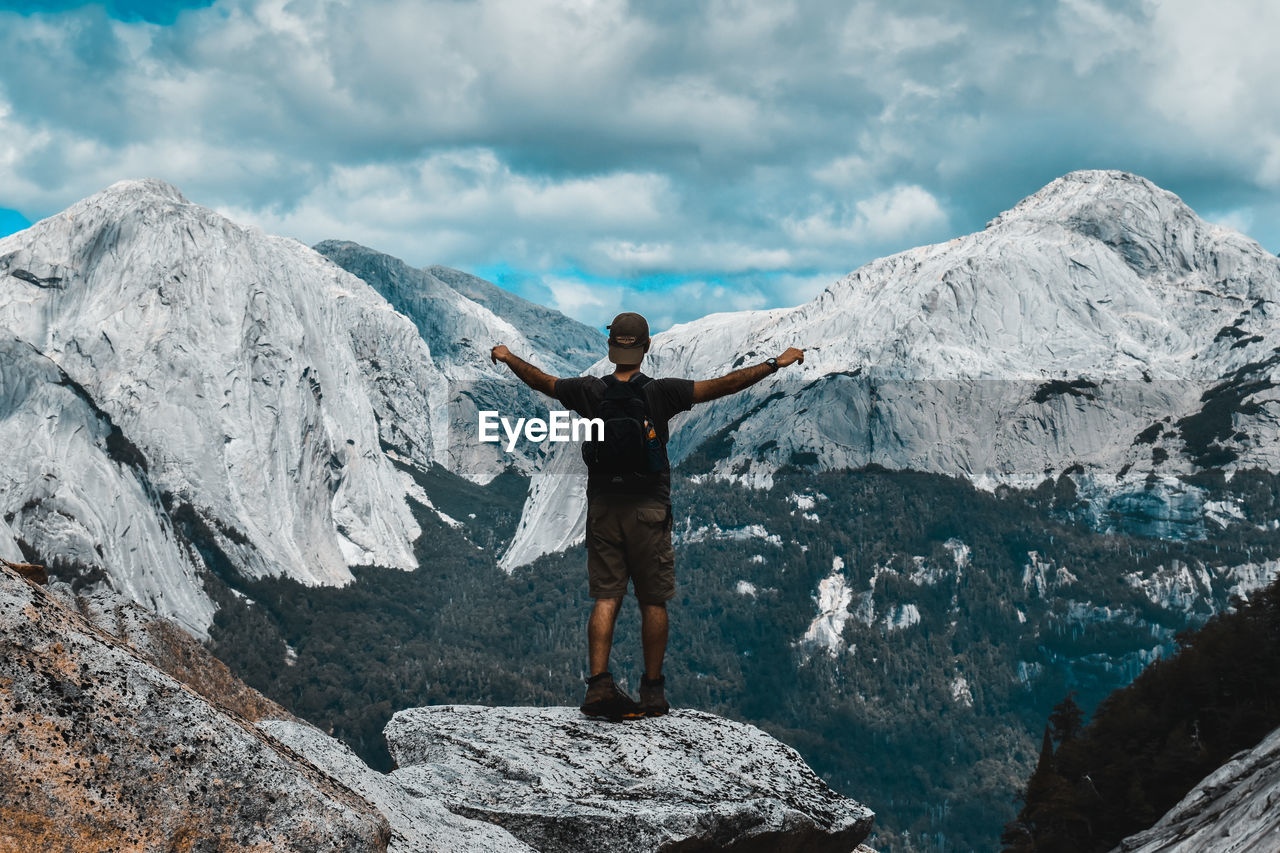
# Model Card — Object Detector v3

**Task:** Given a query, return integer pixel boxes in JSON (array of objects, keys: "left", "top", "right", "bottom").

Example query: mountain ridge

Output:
[
  {"left": 0, "top": 178, "right": 592, "bottom": 633},
  {"left": 503, "top": 169, "right": 1280, "bottom": 569}
]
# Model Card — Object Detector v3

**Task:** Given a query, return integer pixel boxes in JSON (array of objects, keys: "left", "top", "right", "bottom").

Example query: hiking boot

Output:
[
  {"left": 580, "top": 672, "right": 642, "bottom": 721},
  {"left": 639, "top": 674, "right": 670, "bottom": 717}
]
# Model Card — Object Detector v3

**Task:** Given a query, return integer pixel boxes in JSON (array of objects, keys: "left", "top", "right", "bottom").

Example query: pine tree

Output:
[{"left": 1049, "top": 692, "right": 1084, "bottom": 746}]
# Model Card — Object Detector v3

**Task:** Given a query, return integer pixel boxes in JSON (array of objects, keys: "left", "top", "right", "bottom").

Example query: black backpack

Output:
[{"left": 581, "top": 375, "right": 669, "bottom": 488}]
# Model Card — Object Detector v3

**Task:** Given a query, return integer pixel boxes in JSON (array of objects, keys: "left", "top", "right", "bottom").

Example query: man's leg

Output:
[
  {"left": 581, "top": 500, "right": 641, "bottom": 719},
  {"left": 582, "top": 595, "right": 641, "bottom": 720},
  {"left": 588, "top": 596, "right": 624, "bottom": 677},
  {"left": 640, "top": 602, "right": 668, "bottom": 681},
  {"left": 627, "top": 501, "right": 675, "bottom": 716}
]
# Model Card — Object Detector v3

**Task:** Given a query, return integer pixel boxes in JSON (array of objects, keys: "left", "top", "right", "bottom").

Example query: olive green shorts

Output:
[{"left": 585, "top": 496, "right": 675, "bottom": 604}]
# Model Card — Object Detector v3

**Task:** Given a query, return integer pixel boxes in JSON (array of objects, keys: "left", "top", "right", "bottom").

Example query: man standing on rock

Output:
[{"left": 492, "top": 312, "right": 804, "bottom": 720}]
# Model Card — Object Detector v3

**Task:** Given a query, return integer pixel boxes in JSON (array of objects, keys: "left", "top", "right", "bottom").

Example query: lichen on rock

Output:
[{"left": 0, "top": 564, "right": 390, "bottom": 853}]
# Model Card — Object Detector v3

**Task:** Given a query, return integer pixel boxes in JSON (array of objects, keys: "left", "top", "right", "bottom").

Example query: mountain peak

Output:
[
  {"left": 94, "top": 177, "right": 190, "bottom": 206},
  {"left": 988, "top": 169, "right": 1189, "bottom": 231}
]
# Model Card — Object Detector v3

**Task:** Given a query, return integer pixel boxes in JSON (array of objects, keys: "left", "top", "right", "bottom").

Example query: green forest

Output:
[{"left": 1001, "top": 574, "right": 1280, "bottom": 852}]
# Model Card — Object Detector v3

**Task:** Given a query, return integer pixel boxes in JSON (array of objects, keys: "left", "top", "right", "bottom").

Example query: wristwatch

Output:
[{"left": 765, "top": 357, "right": 780, "bottom": 373}]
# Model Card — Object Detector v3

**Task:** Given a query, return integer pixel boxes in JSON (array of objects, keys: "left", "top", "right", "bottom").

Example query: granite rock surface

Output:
[
  {"left": 385, "top": 704, "right": 875, "bottom": 853},
  {"left": 0, "top": 564, "right": 390, "bottom": 853}
]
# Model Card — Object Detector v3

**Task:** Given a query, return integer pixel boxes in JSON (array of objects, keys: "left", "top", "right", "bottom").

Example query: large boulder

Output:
[
  {"left": 261, "top": 719, "right": 536, "bottom": 853},
  {"left": 385, "top": 705, "right": 875, "bottom": 853},
  {"left": 0, "top": 564, "right": 390, "bottom": 853}
]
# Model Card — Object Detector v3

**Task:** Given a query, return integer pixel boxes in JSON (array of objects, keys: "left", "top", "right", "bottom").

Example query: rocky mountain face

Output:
[
  {"left": 315, "top": 240, "right": 602, "bottom": 482},
  {"left": 424, "top": 264, "right": 603, "bottom": 370},
  {"left": 504, "top": 170, "right": 1280, "bottom": 569},
  {"left": 312, "top": 244, "right": 601, "bottom": 380},
  {"left": 0, "top": 336, "right": 215, "bottom": 636},
  {"left": 0, "top": 181, "right": 593, "bottom": 635},
  {"left": 1114, "top": 724, "right": 1280, "bottom": 853},
  {"left": 0, "top": 560, "right": 872, "bottom": 853}
]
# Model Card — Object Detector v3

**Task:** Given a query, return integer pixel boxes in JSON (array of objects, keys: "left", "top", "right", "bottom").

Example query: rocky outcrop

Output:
[
  {"left": 3, "top": 559, "right": 870, "bottom": 852},
  {"left": 384, "top": 705, "right": 875, "bottom": 853},
  {"left": 54, "top": 585, "right": 293, "bottom": 723},
  {"left": 260, "top": 719, "right": 536, "bottom": 853},
  {"left": 1115, "top": 724, "right": 1280, "bottom": 853},
  {"left": 0, "top": 564, "right": 390, "bottom": 852}
]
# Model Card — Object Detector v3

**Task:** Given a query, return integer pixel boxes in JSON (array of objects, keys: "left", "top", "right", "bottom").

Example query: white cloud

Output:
[
  {"left": 813, "top": 154, "right": 872, "bottom": 189},
  {"left": 544, "top": 276, "right": 615, "bottom": 319},
  {"left": 855, "top": 185, "right": 948, "bottom": 243},
  {"left": 588, "top": 239, "right": 793, "bottom": 276},
  {"left": 525, "top": 267, "right": 820, "bottom": 333},
  {"left": 1052, "top": 0, "right": 1143, "bottom": 74},
  {"left": 3, "top": 0, "right": 1280, "bottom": 324},
  {"left": 214, "top": 150, "right": 674, "bottom": 268},
  {"left": 784, "top": 185, "right": 948, "bottom": 248},
  {"left": 1204, "top": 207, "right": 1255, "bottom": 235},
  {"left": 1129, "top": 0, "right": 1280, "bottom": 187}
]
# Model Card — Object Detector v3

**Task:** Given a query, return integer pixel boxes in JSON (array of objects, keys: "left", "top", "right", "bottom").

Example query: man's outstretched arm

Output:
[
  {"left": 491, "top": 345, "right": 558, "bottom": 398},
  {"left": 692, "top": 346, "right": 805, "bottom": 404}
]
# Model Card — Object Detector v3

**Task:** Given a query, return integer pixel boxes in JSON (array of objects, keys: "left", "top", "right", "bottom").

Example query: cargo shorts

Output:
[{"left": 585, "top": 496, "right": 676, "bottom": 604}]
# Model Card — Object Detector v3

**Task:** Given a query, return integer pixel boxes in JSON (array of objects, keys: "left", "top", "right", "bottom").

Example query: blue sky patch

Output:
[
  {"left": 0, "top": 209, "right": 32, "bottom": 239},
  {"left": 0, "top": 0, "right": 213, "bottom": 23}
]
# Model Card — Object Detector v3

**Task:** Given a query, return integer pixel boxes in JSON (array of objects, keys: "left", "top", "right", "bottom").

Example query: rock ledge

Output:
[{"left": 386, "top": 704, "right": 874, "bottom": 853}]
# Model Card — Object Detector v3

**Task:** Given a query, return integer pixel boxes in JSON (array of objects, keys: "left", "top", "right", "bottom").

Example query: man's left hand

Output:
[{"left": 776, "top": 347, "right": 805, "bottom": 367}]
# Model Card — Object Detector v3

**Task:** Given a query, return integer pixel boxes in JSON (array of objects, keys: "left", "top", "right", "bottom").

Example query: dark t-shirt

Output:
[{"left": 554, "top": 373, "right": 695, "bottom": 504}]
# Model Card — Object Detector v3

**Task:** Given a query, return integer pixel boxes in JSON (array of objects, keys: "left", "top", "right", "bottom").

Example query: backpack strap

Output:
[{"left": 600, "top": 373, "right": 651, "bottom": 389}]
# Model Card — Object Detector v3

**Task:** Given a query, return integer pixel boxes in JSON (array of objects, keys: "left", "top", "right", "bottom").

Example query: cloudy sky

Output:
[{"left": 2, "top": 0, "right": 1279, "bottom": 330}]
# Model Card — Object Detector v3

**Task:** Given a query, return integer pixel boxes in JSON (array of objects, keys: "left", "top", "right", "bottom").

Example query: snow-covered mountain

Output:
[
  {"left": 504, "top": 171, "right": 1280, "bottom": 569},
  {"left": 423, "top": 263, "right": 603, "bottom": 373},
  {"left": 0, "top": 180, "right": 585, "bottom": 634},
  {"left": 5, "top": 170, "right": 1278, "bottom": 636},
  {"left": 0, "top": 338, "right": 215, "bottom": 634},
  {"left": 315, "top": 240, "right": 602, "bottom": 481}
]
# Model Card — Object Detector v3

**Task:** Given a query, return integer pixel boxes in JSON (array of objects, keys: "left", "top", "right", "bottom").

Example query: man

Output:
[{"left": 491, "top": 312, "right": 804, "bottom": 720}]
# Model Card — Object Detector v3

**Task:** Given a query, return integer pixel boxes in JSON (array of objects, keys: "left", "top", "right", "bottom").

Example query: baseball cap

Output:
[{"left": 607, "top": 312, "right": 650, "bottom": 365}]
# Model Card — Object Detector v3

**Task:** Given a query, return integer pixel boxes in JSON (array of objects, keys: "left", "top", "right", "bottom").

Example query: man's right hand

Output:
[
  {"left": 776, "top": 347, "right": 805, "bottom": 367},
  {"left": 491, "top": 344, "right": 512, "bottom": 365}
]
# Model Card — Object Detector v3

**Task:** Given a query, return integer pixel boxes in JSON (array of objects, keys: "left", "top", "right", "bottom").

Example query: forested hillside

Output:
[{"left": 1001, "top": 573, "right": 1280, "bottom": 852}]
